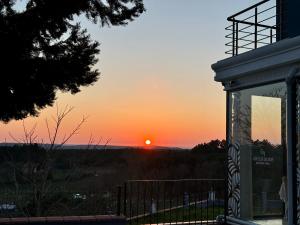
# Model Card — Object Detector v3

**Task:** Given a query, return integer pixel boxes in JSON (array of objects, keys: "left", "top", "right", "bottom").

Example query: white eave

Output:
[{"left": 211, "top": 35, "right": 300, "bottom": 89}]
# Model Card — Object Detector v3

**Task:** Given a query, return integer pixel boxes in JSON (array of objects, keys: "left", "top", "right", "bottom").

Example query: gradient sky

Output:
[{"left": 0, "top": 0, "right": 260, "bottom": 148}]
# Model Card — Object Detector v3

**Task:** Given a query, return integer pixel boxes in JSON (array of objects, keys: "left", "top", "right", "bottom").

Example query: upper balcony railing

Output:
[{"left": 226, "top": 0, "right": 278, "bottom": 56}]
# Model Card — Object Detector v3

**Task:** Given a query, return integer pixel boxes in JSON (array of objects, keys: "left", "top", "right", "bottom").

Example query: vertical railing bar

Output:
[
  {"left": 255, "top": 7, "right": 258, "bottom": 49},
  {"left": 124, "top": 182, "right": 127, "bottom": 217},
  {"left": 194, "top": 180, "right": 197, "bottom": 225},
  {"left": 216, "top": 183, "right": 219, "bottom": 223},
  {"left": 223, "top": 180, "right": 225, "bottom": 222},
  {"left": 235, "top": 22, "right": 239, "bottom": 55},
  {"left": 129, "top": 183, "right": 132, "bottom": 225},
  {"left": 270, "top": 28, "right": 273, "bottom": 43},
  {"left": 136, "top": 183, "right": 140, "bottom": 225},
  {"left": 222, "top": 180, "right": 224, "bottom": 220},
  {"left": 200, "top": 180, "right": 203, "bottom": 225},
  {"left": 188, "top": 183, "right": 191, "bottom": 225},
  {"left": 218, "top": 182, "right": 221, "bottom": 219},
  {"left": 117, "top": 186, "right": 121, "bottom": 216},
  {"left": 232, "top": 20, "right": 235, "bottom": 56},
  {"left": 206, "top": 182, "right": 209, "bottom": 225},
  {"left": 212, "top": 181, "right": 215, "bottom": 224},
  {"left": 144, "top": 182, "right": 147, "bottom": 225},
  {"left": 175, "top": 182, "right": 179, "bottom": 225},
  {"left": 163, "top": 182, "right": 166, "bottom": 224},
  {"left": 170, "top": 184, "right": 172, "bottom": 225},
  {"left": 182, "top": 181, "right": 185, "bottom": 224},
  {"left": 150, "top": 181, "right": 153, "bottom": 225},
  {"left": 157, "top": 181, "right": 159, "bottom": 225},
  {"left": 223, "top": 180, "right": 225, "bottom": 218}
]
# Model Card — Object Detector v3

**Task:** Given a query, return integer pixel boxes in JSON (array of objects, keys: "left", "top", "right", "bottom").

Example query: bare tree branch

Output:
[{"left": 55, "top": 115, "right": 88, "bottom": 149}]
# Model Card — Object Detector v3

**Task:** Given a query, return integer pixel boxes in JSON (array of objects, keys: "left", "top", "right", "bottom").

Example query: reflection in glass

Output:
[
  {"left": 230, "top": 82, "right": 287, "bottom": 225},
  {"left": 252, "top": 96, "right": 281, "bottom": 145}
]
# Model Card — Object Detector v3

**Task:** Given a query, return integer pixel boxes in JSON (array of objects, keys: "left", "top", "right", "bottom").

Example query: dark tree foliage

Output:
[
  {"left": 0, "top": 0, "right": 145, "bottom": 122},
  {"left": 192, "top": 139, "right": 226, "bottom": 152}
]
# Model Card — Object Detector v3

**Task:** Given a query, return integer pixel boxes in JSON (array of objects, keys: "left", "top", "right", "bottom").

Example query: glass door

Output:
[{"left": 230, "top": 82, "right": 287, "bottom": 224}]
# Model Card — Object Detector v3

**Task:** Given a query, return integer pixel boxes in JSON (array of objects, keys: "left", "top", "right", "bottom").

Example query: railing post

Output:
[
  {"left": 232, "top": 21, "right": 235, "bottom": 56},
  {"left": 270, "top": 29, "right": 273, "bottom": 44},
  {"left": 255, "top": 7, "right": 258, "bottom": 49},
  {"left": 136, "top": 182, "right": 140, "bottom": 224},
  {"left": 235, "top": 22, "right": 239, "bottom": 55},
  {"left": 117, "top": 186, "right": 121, "bottom": 216},
  {"left": 123, "top": 182, "right": 127, "bottom": 217}
]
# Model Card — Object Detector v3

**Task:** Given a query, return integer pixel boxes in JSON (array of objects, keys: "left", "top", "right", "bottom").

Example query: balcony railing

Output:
[
  {"left": 225, "top": 0, "right": 278, "bottom": 56},
  {"left": 118, "top": 179, "right": 225, "bottom": 225}
]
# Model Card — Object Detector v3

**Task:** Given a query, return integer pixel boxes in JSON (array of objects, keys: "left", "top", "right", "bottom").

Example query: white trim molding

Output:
[{"left": 212, "top": 36, "right": 300, "bottom": 90}]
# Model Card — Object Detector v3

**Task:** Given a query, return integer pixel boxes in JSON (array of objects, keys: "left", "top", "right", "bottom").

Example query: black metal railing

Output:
[
  {"left": 118, "top": 179, "right": 225, "bottom": 225},
  {"left": 226, "top": 0, "right": 277, "bottom": 56}
]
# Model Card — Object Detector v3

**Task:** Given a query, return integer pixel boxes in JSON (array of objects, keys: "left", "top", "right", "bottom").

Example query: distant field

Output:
[{"left": 0, "top": 144, "right": 226, "bottom": 217}]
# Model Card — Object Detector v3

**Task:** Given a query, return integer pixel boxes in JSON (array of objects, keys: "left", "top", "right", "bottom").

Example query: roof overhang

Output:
[{"left": 212, "top": 35, "right": 300, "bottom": 91}]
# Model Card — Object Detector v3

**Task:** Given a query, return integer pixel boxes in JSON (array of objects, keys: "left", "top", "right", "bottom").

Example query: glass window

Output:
[
  {"left": 229, "top": 82, "right": 287, "bottom": 225},
  {"left": 252, "top": 96, "right": 282, "bottom": 144}
]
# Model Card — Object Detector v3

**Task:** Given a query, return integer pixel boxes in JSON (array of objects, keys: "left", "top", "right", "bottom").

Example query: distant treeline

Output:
[
  {"left": 0, "top": 140, "right": 227, "bottom": 188},
  {"left": 0, "top": 140, "right": 227, "bottom": 217},
  {"left": 0, "top": 139, "right": 285, "bottom": 217}
]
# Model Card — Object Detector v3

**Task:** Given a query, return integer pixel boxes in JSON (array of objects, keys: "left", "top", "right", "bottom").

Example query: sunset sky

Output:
[{"left": 0, "top": 1, "right": 259, "bottom": 148}]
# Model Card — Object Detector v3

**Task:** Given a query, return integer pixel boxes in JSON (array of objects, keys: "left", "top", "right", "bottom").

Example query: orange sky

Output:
[
  {"left": 252, "top": 96, "right": 282, "bottom": 144},
  {"left": 0, "top": 1, "right": 259, "bottom": 148}
]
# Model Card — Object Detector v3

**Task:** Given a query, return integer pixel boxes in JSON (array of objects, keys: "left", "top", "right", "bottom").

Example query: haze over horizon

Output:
[{"left": 0, "top": 0, "right": 259, "bottom": 148}]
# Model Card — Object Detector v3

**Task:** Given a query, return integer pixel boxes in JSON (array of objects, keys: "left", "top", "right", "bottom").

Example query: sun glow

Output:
[{"left": 145, "top": 139, "right": 151, "bottom": 145}]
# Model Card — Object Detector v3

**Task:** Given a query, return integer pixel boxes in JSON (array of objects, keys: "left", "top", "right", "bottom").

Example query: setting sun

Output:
[{"left": 145, "top": 139, "right": 151, "bottom": 145}]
